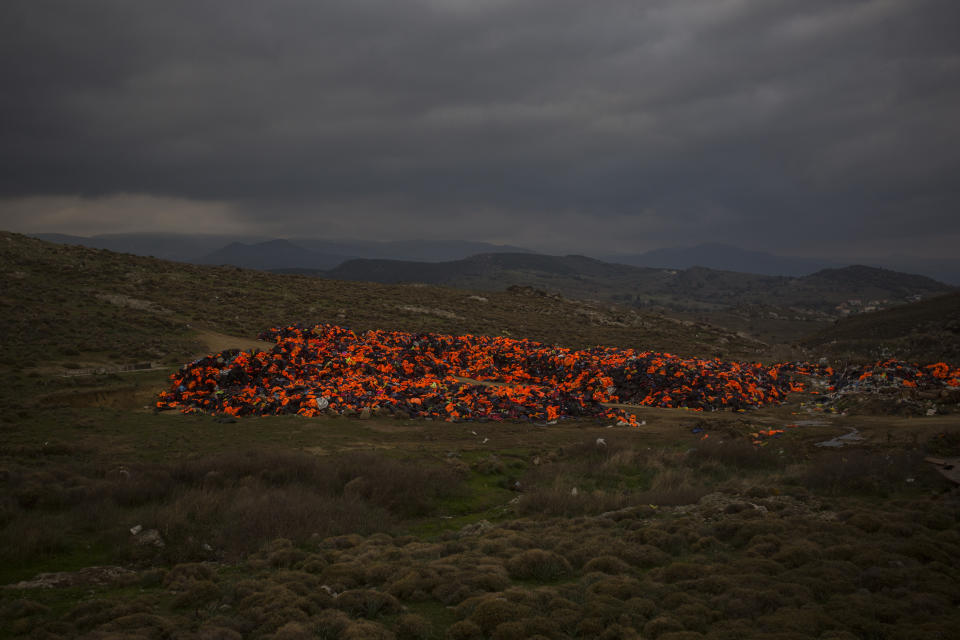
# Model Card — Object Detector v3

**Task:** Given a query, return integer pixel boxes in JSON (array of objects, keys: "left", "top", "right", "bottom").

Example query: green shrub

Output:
[
  {"left": 320, "top": 562, "right": 368, "bottom": 591},
  {"left": 164, "top": 562, "right": 216, "bottom": 590},
  {"left": 396, "top": 613, "right": 433, "bottom": 640},
  {"left": 576, "top": 618, "right": 607, "bottom": 637},
  {"left": 623, "top": 544, "right": 671, "bottom": 568},
  {"left": 342, "top": 620, "right": 396, "bottom": 640},
  {"left": 171, "top": 580, "right": 221, "bottom": 609},
  {"left": 653, "top": 562, "right": 704, "bottom": 583},
  {"left": 270, "top": 621, "right": 315, "bottom": 640},
  {"left": 469, "top": 598, "right": 530, "bottom": 635},
  {"left": 624, "top": 596, "right": 658, "bottom": 620},
  {"left": 335, "top": 589, "right": 402, "bottom": 618},
  {"left": 387, "top": 568, "right": 441, "bottom": 600},
  {"left": 490, "top": 621, "right": 528, "bottom": 640},
  {"left": 643, "top": 615, "right": 685, "bottom": 638},
  {"left": 505, "top": 549, "right": 571, "bottom": 581},
  {"left": 773, "top": 541, "right": 821, "bottom": 569},
  {"left": 314, "top": 609, "right": 353, "bottom": 640},
  {"left": 587, "top": 576, "right": 646, "bottom": 601},
  {"left": 196, "top": 625, "right": 243, "bottom": 640},
  {"left": 584, "top": 554, "right": 632, "bottom": 575},
  {"left": 672, "top": 603, "right": 714, "bottom": 633},
  {"left": 444, "top": 620, "right": 483, "bottom": 640}
]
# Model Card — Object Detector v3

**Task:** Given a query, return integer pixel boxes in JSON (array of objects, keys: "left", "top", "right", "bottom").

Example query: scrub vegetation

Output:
[{"left": 1, "top": 232, "right": 958, "bottom": 639}]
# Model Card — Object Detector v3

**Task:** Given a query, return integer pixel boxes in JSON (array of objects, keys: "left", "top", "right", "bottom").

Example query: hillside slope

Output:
[
  {"left": 802, "top": 292, "right": 960, "bottom": 364},
  {"left": 0, "top": 232, "right": 765, "bottom": 371},
  {"left": 324, "top": 253, "right": 952, "bottom": 316},
  {"left": 607, "top": 242, "right": 837, "bottom": 276},
  {"left": 201, "top": 239, "right": 353, "bottom": 270}
]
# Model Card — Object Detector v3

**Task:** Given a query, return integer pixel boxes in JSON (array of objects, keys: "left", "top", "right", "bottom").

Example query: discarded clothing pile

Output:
[
  {"left": 156, "top": 324, "right": 813, "bottom": 423},
  {"left": 824, "top": 360, "right": 960, "bottom": 393}
]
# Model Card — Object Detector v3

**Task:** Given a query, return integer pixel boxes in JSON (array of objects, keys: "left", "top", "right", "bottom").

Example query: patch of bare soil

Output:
[
  {"left": 37, "top": 385, "right": 160, "bottom": 410},
  {"left": 95, "top": 293, "right": 172, "bottom": 314},
  {"left": 193, "top": 329, "right": 273, "bottom": 354},
  {"left": 364, "top": 423, "right": 425, "bottom": 433},
  {"left": 4, "top": 566, "right": 137, "bottom": 590}
]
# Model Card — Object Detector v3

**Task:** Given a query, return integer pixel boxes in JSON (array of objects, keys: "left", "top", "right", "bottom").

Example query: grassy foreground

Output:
[
  {"left": 1, "top": 232, "right": 959, "bottom": 639},
  {"left": 2, "top": 393, "right": 959, "bottom": 639}
]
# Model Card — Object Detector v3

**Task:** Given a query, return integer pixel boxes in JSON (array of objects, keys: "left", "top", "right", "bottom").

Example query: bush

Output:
[
  {"left": 643, "top": 616, "right": 685, "bottom": 638},
  {"left": 314, "top": 609, "right": 353, "bottom": 640},
  {"left": 342, "top": 620, "right": 396, "bottom": 640},
  {"left": 490, "top": 621, "right": 528, "bottom": 640},
  {"left": 469, "top": 598, "right": 530, "bottom": 635},
  {"left": 623, "top": 544, "right": 671, "bottom": 568},
  {"left": 270, "top": 621, "right": 315, "bottom": 640},
  {"left": 164, "top": 563, "right": 216, "bottom": 590},
  {"left": 652, "top": 562, "right": 704, "bottom": 584},
  {"left": 598, "top": 625, "right": 644, "bottom": 639},
  {"left": 395, "top": 613, "right": 433, "bottom": 640},
  {"left": 686, "top": 439, "right": 782, "bottom": 470},
  {"left": 387, "top": 568, "right": 441, "bottom": 600},
  {"left": 517, "top": 488, "right": 632, "bottom": 517},
  {"left": 800, "top": 449, "right": 927, "bottom": 496},
  {"left": 505, "top": 549, "right": 571, "bottom": 581},
  {"left": 171, "top": 580, "right": 221, "bottom": 609},
  {"left": 445, "top": 620, "right": 483, "bottom": 640},
  {"left": 583, "top": 555, "right": 632, "bottom": 575},
  {"left": 588, "top": 577, "right": 646, "bottom": 601},
  {"left": 335, "top": 589, "right": 402, "bottom": 618}
]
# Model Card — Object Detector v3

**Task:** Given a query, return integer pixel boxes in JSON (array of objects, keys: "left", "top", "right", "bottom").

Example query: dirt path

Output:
[{"left": 193, "top": 329, "right": 274, "bottom": 354}]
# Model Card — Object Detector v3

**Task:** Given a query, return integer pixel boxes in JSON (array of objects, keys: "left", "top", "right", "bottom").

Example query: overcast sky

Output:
[{"left": 1, "top": 0, "right": 958, "bottom": 258}]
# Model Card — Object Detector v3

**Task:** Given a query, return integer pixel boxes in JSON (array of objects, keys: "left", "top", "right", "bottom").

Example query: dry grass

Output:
[
  {"left": 2, "top": 234, "right": 959, "bottom": 638},
  {"left": 0, "top": 448, "right": 467, "bottom": 569}
]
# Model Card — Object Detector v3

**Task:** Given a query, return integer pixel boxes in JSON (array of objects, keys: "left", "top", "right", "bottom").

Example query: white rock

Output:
[{"left": 136, "top": 529, "right": 165, "bottom": 548}]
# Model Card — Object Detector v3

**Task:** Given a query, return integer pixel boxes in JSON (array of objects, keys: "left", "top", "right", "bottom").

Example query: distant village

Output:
[{"left": 835, "top": 294, "right": 924, "bottom": 315}]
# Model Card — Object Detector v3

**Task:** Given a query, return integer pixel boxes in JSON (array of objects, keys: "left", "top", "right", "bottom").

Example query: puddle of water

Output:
[
  {"left": 793, "top": 419, "right": 831, "bottom": 427},
  {"left": 815, "top": 428, "right": 863, "bottom": 448}
]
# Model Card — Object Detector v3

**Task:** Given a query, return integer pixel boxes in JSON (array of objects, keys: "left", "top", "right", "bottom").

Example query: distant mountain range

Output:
[
  {"left": 605, "top": 242, "right": 960, "bottom": 285},
  {"left": 31, "top": 233, "right": 534, "bottom": 269},
  {"left": 803, "top": 291, "right": 960, "bottom": 364},
  {"left": 201, "top": 239, "right": 353, "bottom": 271},
  {"left": 604, "top": 243, "right": 839, "bottom": 277},
  {"left": 31, "top": 232, "right": 266, "bottom": 263},
  {"left": 31, "top": 234, "right": 960, "bottom": 284},
  {"left": 19, "top": 230, "right": 958, "bottom": 355},
  {"left": 307, "top": 253, "right": 955, "bottom": 320}
]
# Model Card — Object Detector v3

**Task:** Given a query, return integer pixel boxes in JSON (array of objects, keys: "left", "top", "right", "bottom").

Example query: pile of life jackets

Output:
[
  {"left": 156, "top": 324, "right": 959, "bottom": 423},
  {"left": 825, "top": 360, "right": 960, "bottom": 392}
]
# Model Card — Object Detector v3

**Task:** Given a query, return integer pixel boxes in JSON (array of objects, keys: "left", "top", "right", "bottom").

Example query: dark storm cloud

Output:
[{"left": 1, "top": 0, "right": 958, "bottom": 254}]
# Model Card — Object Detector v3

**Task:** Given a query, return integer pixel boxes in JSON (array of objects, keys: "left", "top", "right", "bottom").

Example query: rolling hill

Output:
[
  {"left": 33, "top": 232, "right": 536, "bottom": 268},
  {"left": 200, "top": 239, "right": 354, "bottom": 270},
  {"left": 3, "top": 229, "right": 960, "bottom": 640},
  {"left": 0, "top": 232, "right": 765, "bottom": 374},
  {"left": 33, "top": 232, "right": 269, "bottom": 263},
  {"left": 321, "top": 253, "right": 953, "bottom": 317},
  {"left": 606, "top": 242, "right": 960, "bottom": 284},
  {"left": 802, "top": 291, "right": 960, "bottom": 364},
  {"left": 606, "top": 242, "right": 838, "bottom": 276}
]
